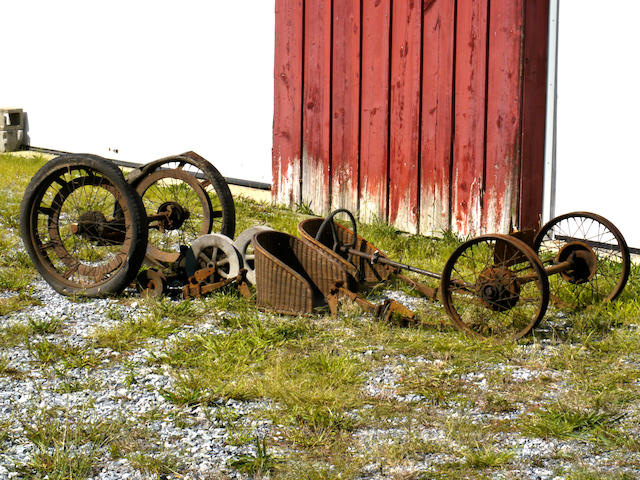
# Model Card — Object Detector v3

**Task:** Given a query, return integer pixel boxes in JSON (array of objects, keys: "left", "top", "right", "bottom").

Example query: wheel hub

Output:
[
  {"left": 70, "top": 210, "right": 125, "bottom": 245},
  {"left": 157, "top": 201, "right": 190, "bottom": 230},
  {"left": 556, "top": 241, "right": 598, "bottom": 284},
  {"left": 72, "top": 211, "right": 107, "bottom": 239},
  {"left": 476, "top": 267, "right": 520, "bottom": 312}
]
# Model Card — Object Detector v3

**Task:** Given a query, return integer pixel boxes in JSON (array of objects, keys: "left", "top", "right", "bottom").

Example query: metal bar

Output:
[
  {"left": 518, "top": 259, "right": 572, "bottom": 285},
  {"left": 346, "top": 248, "right": 442, "bottom": 280},
  {"left": 24, "top": 146, "right": 272, "bottom": 190}
]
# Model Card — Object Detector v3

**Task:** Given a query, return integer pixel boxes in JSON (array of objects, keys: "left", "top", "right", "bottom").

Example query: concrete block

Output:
[
  {"left": 0, "top": 108, "right": 24, "bottom": 152},
  {"left": 1, "top": 108, "right": 24, "bottom": 130}
]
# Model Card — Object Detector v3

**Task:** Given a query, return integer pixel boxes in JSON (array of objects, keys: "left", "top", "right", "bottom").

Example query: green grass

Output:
[
  {"left": 521, "top": 405, "right": 623, "bottom": 440},
  {"left": 1, "top": 153, "right": 640, "bottom": 478},
  {"left": 228, "top": 436, "right": 281, "bottom": 476}
]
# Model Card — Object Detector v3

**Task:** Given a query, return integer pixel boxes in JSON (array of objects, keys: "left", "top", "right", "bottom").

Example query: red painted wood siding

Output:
[
  {"left": 389, "top": 0, "right": 422, "bottom": 233},
  {"left": 331, "top": 0, "right": 361, "bottom": 213},
  {"left": 359, "top": 0, "right": 390, "bottom": 224},
  {"left": 452, "top": 0, "right": 488, "bottom": 236},
  {"left": 483, "top": 0, "right": 524, "bottom": 234},
  {"left": 273, "top": 0, "right": 304, "bottom": 205},
  {"left": 301, "top": 0, "right": 332, "bottom": 213},
  {"left": 273, "top": 0, "right": 550, "bottom": 234},
  {"left": 420, "top": 0, "right": 455, "bottom": 233}
]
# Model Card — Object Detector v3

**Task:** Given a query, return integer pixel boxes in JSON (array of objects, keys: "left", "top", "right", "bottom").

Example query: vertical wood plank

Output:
[
  {"left": 452, "top": 0, "right": 488, "bottom": 236},
  {"left": 519, "top": 0, "right": 549, "bottom": 230},
  {"left": 389, "top": 0, "right": 422, "bottom": 234},
  {"left": 420, "top": 0, "right": 455, "bottom": 234},
  {"left": 302, "top": 0, "right": 332, "bottom": 213},
  {"left": 273, "top": 0, "right": 304, "bottom": 206},
  {"left": 483, "top": 0, "right": 524, "bottom": 233},
  {"left": 331, "top": 0, "right": 361, "bottom": 212},
  {"left": 359, "top": 0, "right": 391, "bottom": 224}
]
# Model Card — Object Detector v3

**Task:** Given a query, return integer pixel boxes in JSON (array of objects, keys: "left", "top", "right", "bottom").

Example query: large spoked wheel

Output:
[
  {"left": 533, "top": 212, "right": 630, "bottom": 306},
  {"left": 128, "top": 152, "right": 235, "bottom": 264},
  {"left": 20, "top": 154, "right": 148, "bottom": 297},
  {"left": 440, "top": 235, "right": 549, "bottom": 340},
  {"left": 314, "top": 209, "right": 358, "bottom": 260}
]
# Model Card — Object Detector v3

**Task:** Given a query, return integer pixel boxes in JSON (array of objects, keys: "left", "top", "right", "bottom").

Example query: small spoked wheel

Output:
[
  {"left": 440, "top": 235, "right": 549, "bottom": 340},
  {"left": 190, "top": 233, "right": 242, "bottom": 281},
  {"left": 533, "top": 212, "right": 630, "bottom": 307},
  {"left": 19, "top": 154, "right": 148, "bottom": 297},
  {"left": 128, "top": 152, "right": 235, "bottom": 264},
  {"left": 233, "top": 226, "right": 273, "bottom": 285},
  {"left": 314, "top": 209, "right": 358, "bottom": 261}
]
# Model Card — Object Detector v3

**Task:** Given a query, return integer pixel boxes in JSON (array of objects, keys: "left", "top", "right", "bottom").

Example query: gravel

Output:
[{"left": 1, "top": 281, "right": 639, "bottom": 479}]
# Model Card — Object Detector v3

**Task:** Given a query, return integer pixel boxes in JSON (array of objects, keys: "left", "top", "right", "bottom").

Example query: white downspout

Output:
[{"left": 542, "top": 0, "right": 559, "bottom": 223}]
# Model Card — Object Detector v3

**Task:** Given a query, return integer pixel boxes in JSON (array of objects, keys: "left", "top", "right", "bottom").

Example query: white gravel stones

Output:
[
  {"left": 2, "top": 277, "right": 640, "bottom": 478},
  {"left": 0, "top": 281, "right": 278, "bottom": 479}
]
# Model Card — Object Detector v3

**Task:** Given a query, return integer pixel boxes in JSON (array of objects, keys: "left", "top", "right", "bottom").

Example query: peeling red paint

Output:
[
  {"left": 483, "top": 0, "right": 524, "bottom": 234},
  {"left": 389, "top": 0, "right": 421, "bottom": 234},
  {"left": 331, "top": 0, "right": 360, "bottom": 213},
  {"left": 272, "top": 0, "right": 303, "bottom": 205},
  {"left": 420, "top": 0, "right": 455, "bottom": 234},
  {"left": 452, "top": 0, "right": 488, "bottom": 236},
  {"left": 273, "top": 0, "right": 549, "bottom": 235},
  {"left": 359, "top": 0, "right": 390, "bottom": 223},
  {"left": 302, "top": 0, "right": 332, "bottom": 214}
]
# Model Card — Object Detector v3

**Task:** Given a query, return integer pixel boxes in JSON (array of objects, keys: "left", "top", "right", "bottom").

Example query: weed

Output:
[
  {"left": 0, "top": 292, "right": 41, "bottom": 315},
  {"left": 521, "top": 405, "right": 622, "bottom": 439},
  {"left": 29, "top": 340, "right": 103, "bottom": 368},
  {"left": 127, "top": 452, "right": 180, "bottom": 476},
  {"left": 463, "top": 443, "right": 514, "bottom": 468},
  {"left": 228, "top": 436, "right": 280, "bottom": 476},
  {"left": 29, "top": 316, "right": 61, "bottom": 335},
  {"left": 0, "top": 355, "right": 21, "bottom": 377},
  {"left": 563, "top": 469, "right": 637, "bottom": 480},
  {"left": 19, "top": 449, "right": 96, "bottom": 480},
  {"left": 295, "top": 200, "right": 315, "bottom": 215}
]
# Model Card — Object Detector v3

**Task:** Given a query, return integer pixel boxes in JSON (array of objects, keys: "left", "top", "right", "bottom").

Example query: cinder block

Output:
[
  {"left": 0, "top": 108, "right": 24, "bottom": 152},
  {"left": 1, "top": 108, "right": 24, "bottom": 130}
]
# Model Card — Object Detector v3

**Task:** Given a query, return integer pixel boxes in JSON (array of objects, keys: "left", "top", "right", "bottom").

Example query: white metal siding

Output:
[{"left": 553, "top": 0, "right": 640, "bottom": 247}]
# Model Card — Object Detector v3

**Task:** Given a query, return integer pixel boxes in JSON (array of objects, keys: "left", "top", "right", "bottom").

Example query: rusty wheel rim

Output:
[
  {"left": 136, "top": 168, "right": 212, "bottom": 264},
  {"left": 440, "top": 235, "right": 549, "bottom": 340},
  {"left": 533, "top": 212, "right": 630, "bottom": 306},
  {"left": 27, "top": 166, "right": 134, "bottom": 290}
]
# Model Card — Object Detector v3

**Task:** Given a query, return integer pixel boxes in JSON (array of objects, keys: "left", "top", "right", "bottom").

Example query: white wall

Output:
[
  {"left": 0, "top": 0, "right": 275, "bottom": 184},
  {"left": 555, "top": 0, "right": 640, "bottom": 247}
]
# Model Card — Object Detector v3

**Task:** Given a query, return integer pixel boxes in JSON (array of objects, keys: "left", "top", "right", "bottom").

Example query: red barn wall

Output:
[{"left": 272, "top": 0, "right": 549, "bottom": 235}]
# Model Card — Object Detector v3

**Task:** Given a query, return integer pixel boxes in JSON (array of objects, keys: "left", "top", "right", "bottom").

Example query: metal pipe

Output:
[
  {"left": 346, "top": 249, "right": 442, "bottom": 280},
  {"left": 24, "top": 146, "right": 272, "bottom": 190}
]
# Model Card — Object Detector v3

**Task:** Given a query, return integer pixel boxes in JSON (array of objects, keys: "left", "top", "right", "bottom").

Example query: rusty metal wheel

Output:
[
  {"left": 19, "top": 154, "right": 148, "bottom": 297},
  {"left": 440, "top": 235, "right": 549, "bottom": 340},
  {"left": 137, "top": 269, "right": 166, "bottom": 299},
  {"left": 533, "top": 212, "right": 630, "bottom": 306},
  {"left": 128, "top": 152, "right": 235, "bottom": 264}
]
